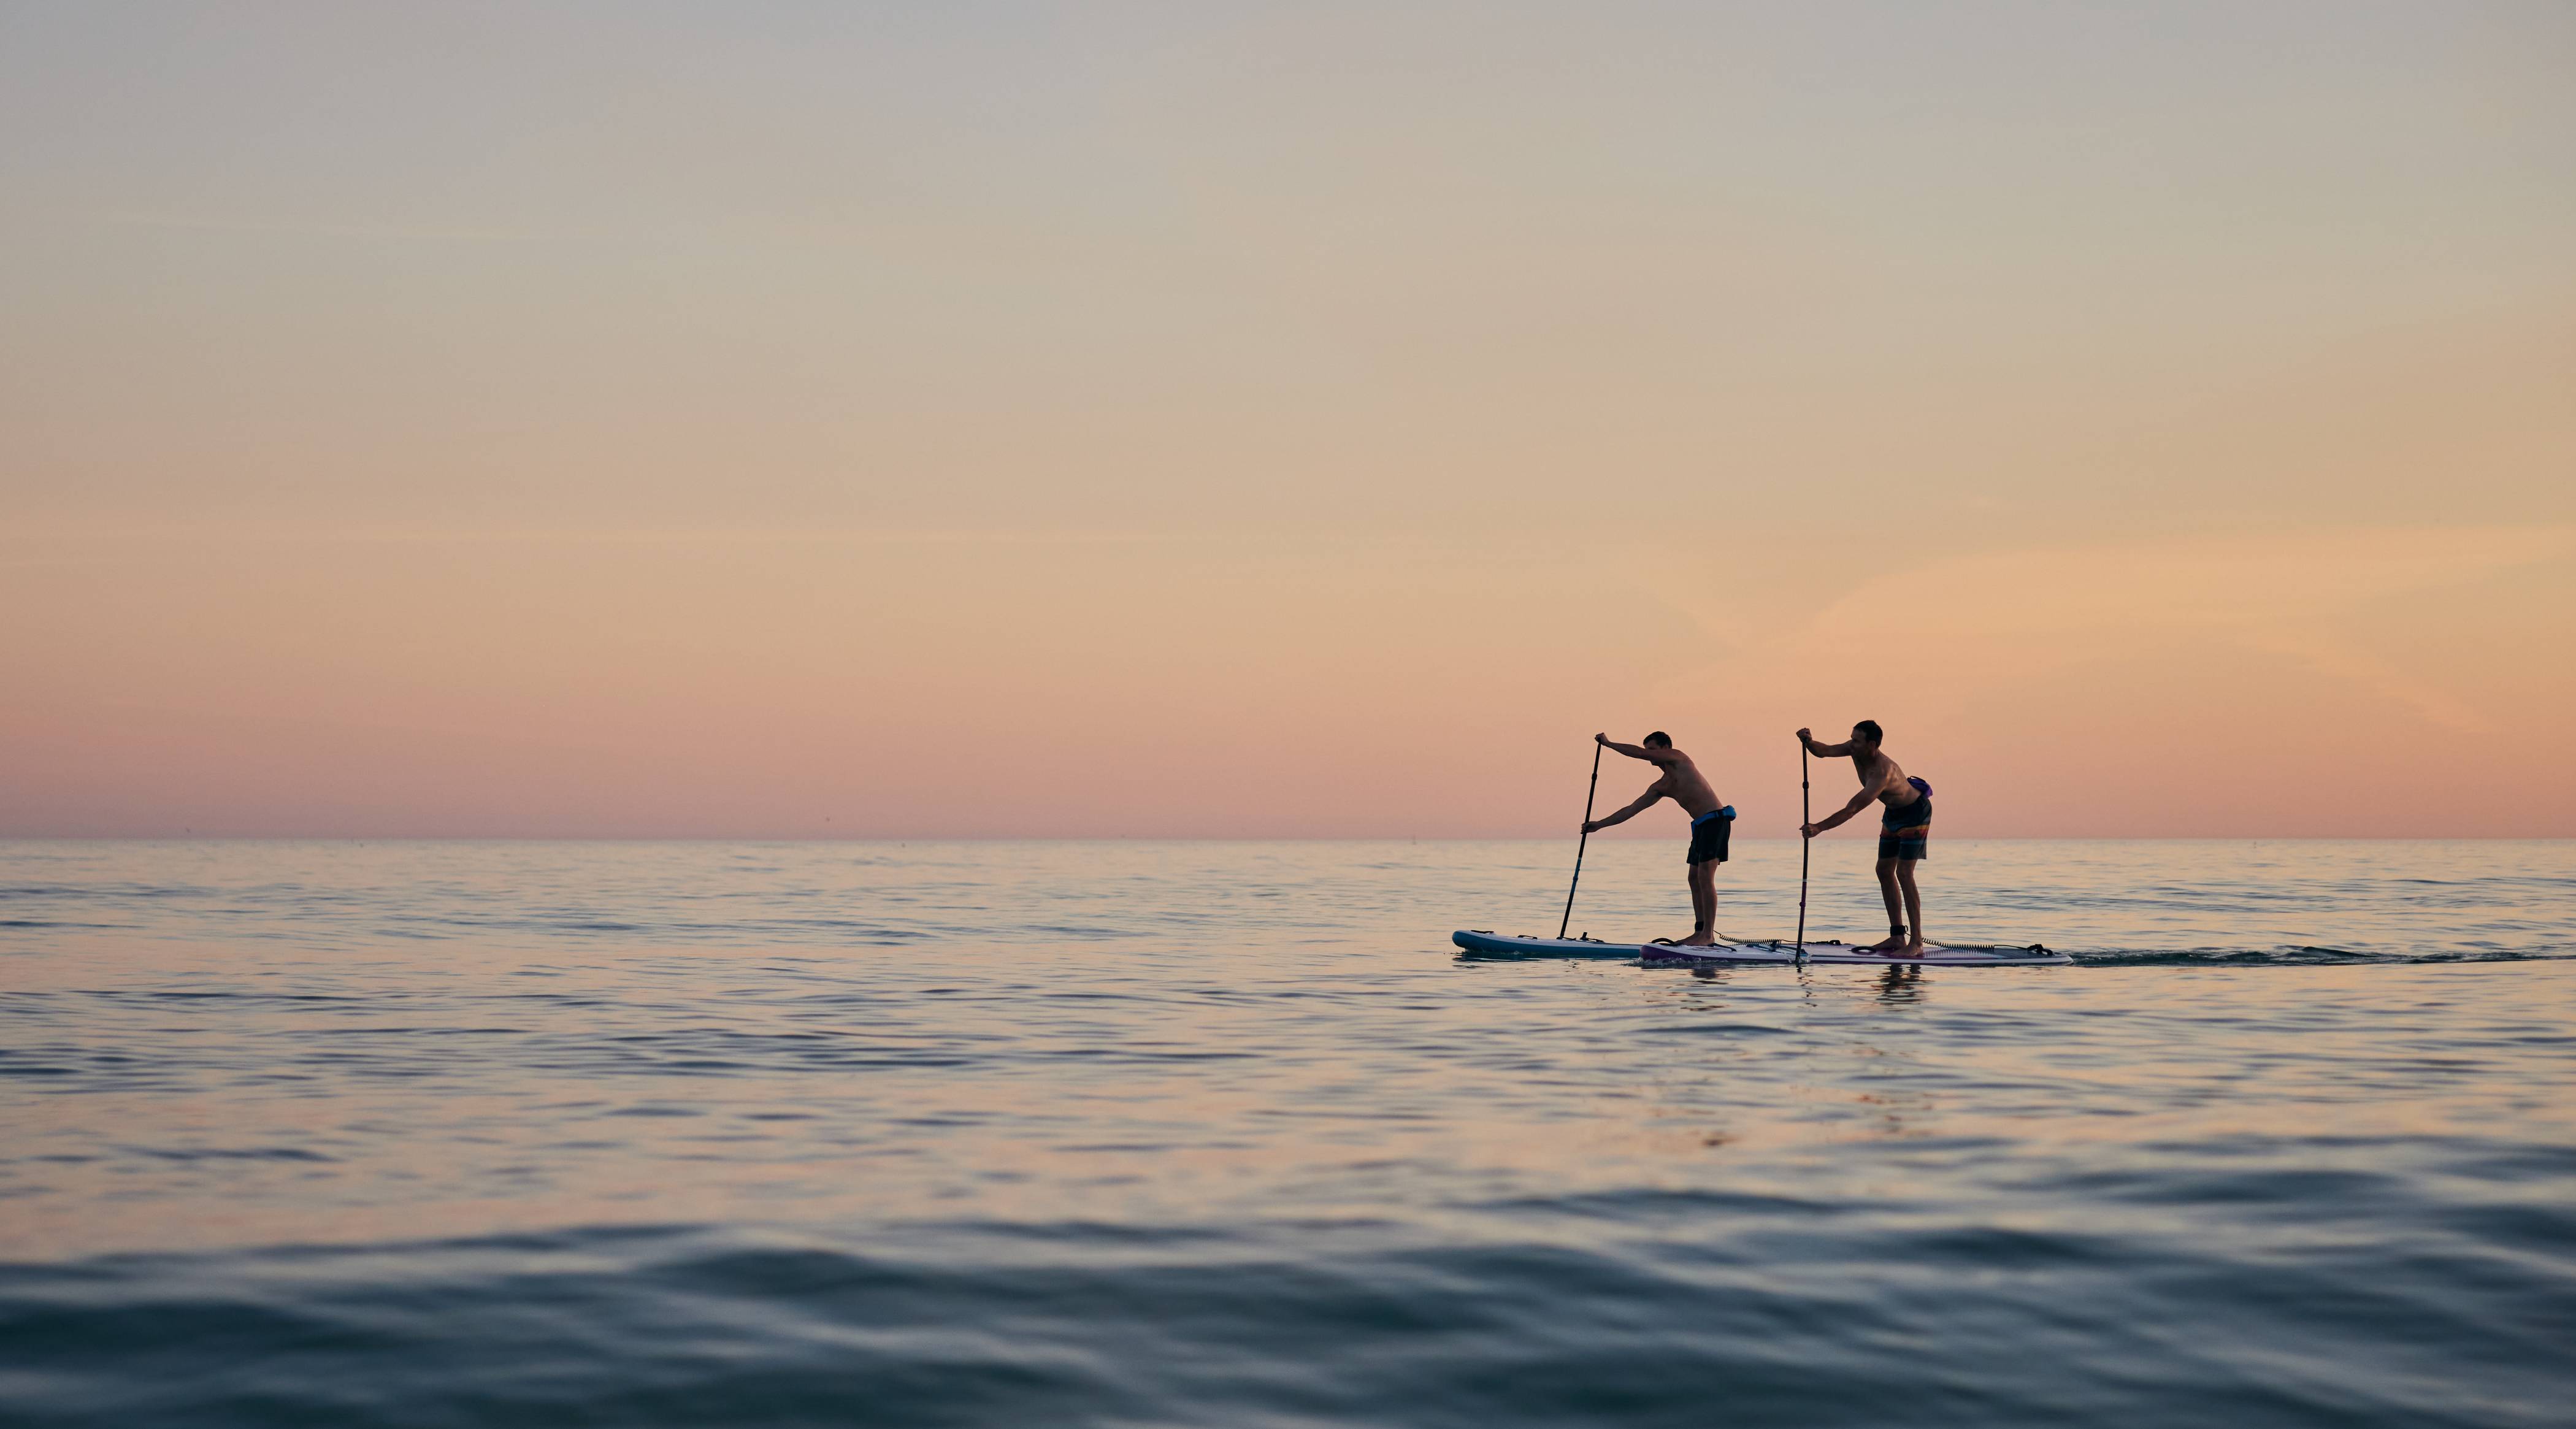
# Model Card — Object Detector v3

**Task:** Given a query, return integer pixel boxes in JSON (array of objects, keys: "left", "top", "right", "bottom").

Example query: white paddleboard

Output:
[
  {"left": 1452, "top": 930, "right": 1730, "bottom": 960},
  {"left": 1644, "top": 938, "right": 2069, "bottom": 967}
]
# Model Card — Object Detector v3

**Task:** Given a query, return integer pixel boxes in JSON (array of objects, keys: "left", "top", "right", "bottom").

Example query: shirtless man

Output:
[
  {"left": 1798, "top": 720, "right": 1934, "bottom": 954},
  {"left": 1583, "top": 731, "right": 1736, "bottom": 946}
]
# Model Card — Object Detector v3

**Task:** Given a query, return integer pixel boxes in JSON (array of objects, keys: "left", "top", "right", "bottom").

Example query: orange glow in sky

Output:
[{"left": 4, "top": 4, "right": 2572, "bottom": 837}]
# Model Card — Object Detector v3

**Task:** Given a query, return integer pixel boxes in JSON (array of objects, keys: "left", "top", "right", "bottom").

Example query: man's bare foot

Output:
[
  {"left": 1674, "top": 931, "right": 1718, "bottom": 947},
  {"left": 1866, "top": 932, "right": 1907, "bottom": 952},
  {"left": 1903, "top": 940, "right": 1927, "bottom": 957}
]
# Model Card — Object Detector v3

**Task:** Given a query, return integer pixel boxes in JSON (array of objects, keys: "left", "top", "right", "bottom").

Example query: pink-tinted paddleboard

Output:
[{"left": 1643, "top": 938, "right": 2069, "bottom": 967}]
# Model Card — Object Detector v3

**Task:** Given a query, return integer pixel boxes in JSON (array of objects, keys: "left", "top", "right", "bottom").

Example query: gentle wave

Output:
[
  {"left": 2071, "top": 945, "right": 2576, "bottom": 965},
  {"left": 6, "top": 1209, "right": 2569, "bottom": 1429}
]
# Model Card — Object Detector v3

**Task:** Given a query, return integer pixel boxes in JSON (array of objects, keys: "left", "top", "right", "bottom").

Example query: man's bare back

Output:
[
  {"left": 1850, "top": 748, "right": 1922, "bottom": 813},
  {"left": 1651, "top": 752, "right": 1720, "bottom": 820}
]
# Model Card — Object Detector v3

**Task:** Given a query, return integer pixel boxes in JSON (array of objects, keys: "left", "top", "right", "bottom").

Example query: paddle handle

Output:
[
  {"left": 1796, "top": 743, "right": 1811, "bottom": 954},
  {"left": 1558, "top": 740, "right": 1603, "bottom": 938}
]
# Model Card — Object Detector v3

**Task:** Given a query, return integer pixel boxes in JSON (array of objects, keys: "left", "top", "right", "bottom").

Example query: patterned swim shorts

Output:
[{"left": 1877, "top": 795, "right": 1930, "bottom": 862}]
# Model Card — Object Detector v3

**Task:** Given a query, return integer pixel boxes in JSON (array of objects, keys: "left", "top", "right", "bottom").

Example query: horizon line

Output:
[{"left": 2, "top": 834, "right": 2566, "bottom": 845}]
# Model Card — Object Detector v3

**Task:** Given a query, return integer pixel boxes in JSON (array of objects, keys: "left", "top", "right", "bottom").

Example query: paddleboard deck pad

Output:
[{"left": 1644, "top": 939, "right": 2069, "bottom": 967}]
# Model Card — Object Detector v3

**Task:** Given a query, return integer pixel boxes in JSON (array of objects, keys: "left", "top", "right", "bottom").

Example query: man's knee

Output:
[{"left": 1875, "top": 858, "right": 1898, "bottom": 879}]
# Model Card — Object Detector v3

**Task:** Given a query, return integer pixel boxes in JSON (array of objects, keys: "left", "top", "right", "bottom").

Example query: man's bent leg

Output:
[
  {"left": 1869, "top": 857, "right": 1907, "bottom": 951},
  {"left": 1896, "top": 860, "right": 1923, "bottom": 952}
]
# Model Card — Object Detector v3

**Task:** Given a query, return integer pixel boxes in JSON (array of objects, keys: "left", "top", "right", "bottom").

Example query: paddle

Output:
[
  {"left": 1796, "top": 740, "right": 1811, "bottom": 964},
  {"left": 1558, "top": 739, "right": 1604, "bottom": 938}
]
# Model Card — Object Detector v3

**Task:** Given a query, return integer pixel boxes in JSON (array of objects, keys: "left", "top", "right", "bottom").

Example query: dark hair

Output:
[
  {"left": 1643, "top": 731, "right": 1672, "bottom": 748},
  {"left": 1852, "top": 719, "right": 1884, "bottom": 745}
]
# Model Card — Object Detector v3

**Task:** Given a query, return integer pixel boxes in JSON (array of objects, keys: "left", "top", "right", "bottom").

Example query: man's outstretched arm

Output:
[
  {"left": 1796, "top": 727, "right": 1855, "bottom": 758},
  {"left": 1802, "top": 787, "right": 1877, "bottom": 837},
  {"left": 1596, "top": 732, "right": 1674, "bottom": 764},
  {"left": 1585, "top": 789, "right": 1664, "bottom": 833}
]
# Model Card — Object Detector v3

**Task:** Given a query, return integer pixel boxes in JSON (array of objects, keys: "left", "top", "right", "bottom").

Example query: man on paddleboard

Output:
[
  {"left": 1798, "top": 720, "right": 1933, "bottom": 954},
  {"left": 1584, "top": 732, "right": 1735, "bottom": 947}
]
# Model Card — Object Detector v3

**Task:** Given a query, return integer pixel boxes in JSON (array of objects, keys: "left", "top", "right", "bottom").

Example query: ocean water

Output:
[{"left": 2, "top": 837, "right": 2572, "bottom": 1427}]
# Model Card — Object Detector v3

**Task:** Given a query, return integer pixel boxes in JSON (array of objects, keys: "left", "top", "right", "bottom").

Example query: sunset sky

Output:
[{"left": 5, "top": 1, "right": 2572, "bottom": 837}]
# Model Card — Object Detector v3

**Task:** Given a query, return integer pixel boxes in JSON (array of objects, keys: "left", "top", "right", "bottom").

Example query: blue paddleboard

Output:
[{"left": 1451, "top": 930, "right": 1714, "bottom": 959}]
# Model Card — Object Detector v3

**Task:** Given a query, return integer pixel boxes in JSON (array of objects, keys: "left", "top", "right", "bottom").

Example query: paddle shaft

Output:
[
  {"left": 1558, "top": 741, "right": 1604, "bottom": 938},
  {"left": 1796, "top": 744, "right": 1811, "bottom": 955}
]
